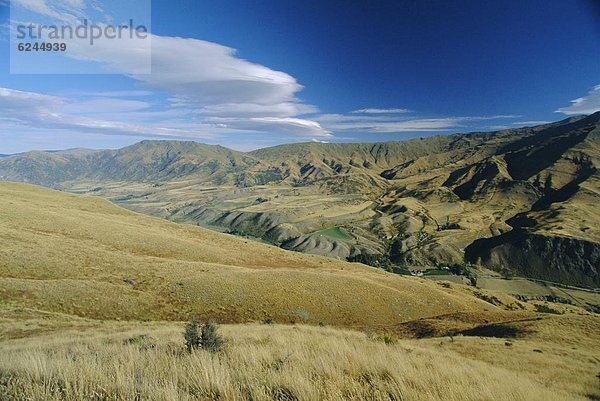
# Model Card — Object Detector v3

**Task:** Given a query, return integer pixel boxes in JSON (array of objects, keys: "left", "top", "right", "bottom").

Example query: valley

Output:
[{"left": 1, "top": 114, "right": 599, "bottom": 287}]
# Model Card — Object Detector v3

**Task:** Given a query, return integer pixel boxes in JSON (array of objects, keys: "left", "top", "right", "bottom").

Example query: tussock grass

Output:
[{"left": 0, "top": 322, "right": 588, "bottom": 401}]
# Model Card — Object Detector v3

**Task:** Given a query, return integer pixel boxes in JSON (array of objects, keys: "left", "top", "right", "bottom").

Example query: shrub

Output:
[
  {"left": 473, "top": 291, "right": 502, "bottom": 306},
  {"left": 585, "top": 303, "right": 600, "bottom": 314},
  {"left": 201, "top": 321, "right": 224, "bottom": 352},
  {"left": 377, "top": 332, "right": 398, "bottom": 345},
  {"left": 184, "top": 319, "right": 224, "bottom": 353},
  {"left": 348, "top": 253, "right": 384, "bottom": 267},
  {"left": 449, "top": 263, "right": 467, "bottom": 275},
  {"left": 184, "top": 318, "right": 202, "bottom": 352},
  {"left": 534, "top": 304, "right": 561, "bottom": 315},
  {"left": 382, "top": 333, "right": 398, "bottom": 345},
  {"left": 500, "top": 267, "right": 514, "bottom": 279}
]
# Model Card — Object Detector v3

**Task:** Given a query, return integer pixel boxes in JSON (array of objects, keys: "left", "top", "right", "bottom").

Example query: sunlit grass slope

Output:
[
  {"left": 0, "top": 182, "right": 493, "bottom": 325},
  {"left": 0, "top": 306, "right": 597, "bottom": 401}
]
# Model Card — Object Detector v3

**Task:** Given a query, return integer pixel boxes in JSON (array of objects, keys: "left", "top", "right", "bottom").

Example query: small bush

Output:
[
  {"left": 184, "top": 318, "right": 202, "bottom": 352},
  {"left": 585, "top": 303, "right": 600, "bottom": 314},
  {"left": 513, "top": 294, "right": 573, "bottom": 305},
  {"left": 201, "top": 321, "right": 224, "bottom": 352},
  {"left": 184, "top": 319, "right": 224, "bottom": 353},
  {"left": 458, "top": 323, "right": 527, "bottom": 338},
  {"left": 377, "top": 332, "right": 398, "bottom": 345},
  {"left": 534, "top": 304, "right": 561, "bottom": 315},
  {"left": 473, "top": 291, "right": 502, "bottom": 306},
  {"left": 347, "top": 253, "right": 392, "bottom": 270}
]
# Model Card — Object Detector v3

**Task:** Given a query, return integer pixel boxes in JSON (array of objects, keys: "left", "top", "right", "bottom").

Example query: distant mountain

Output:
[
  {"left": 1, "top": 113, "right": 599, "bottom": 287},
  {"left": 0, "top": 140, "right": 263, "bottom": 186}
]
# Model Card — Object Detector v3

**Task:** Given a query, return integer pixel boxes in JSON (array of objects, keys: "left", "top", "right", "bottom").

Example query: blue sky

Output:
[{"left": 0, "top": 0, "right": 599, "bottom": 153}]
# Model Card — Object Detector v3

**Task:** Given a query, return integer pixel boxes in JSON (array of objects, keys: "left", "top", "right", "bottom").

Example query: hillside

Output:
[
  {"left": 0, "top": 185, "right": 599, "bottom": 401},
  {"left": 1, "top": 113, "right": 599, "bottom": 287},
  {"left": 0, "top": 182, "right": 501, "bottom": 326},
  {"left": 1, "top": 313, "right": 598, "bottom": 401}
]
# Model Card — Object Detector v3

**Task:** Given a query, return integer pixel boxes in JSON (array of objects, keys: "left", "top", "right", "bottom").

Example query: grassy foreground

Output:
[{"left": 1, "top": 311, "right": 598, "bottom": 401}]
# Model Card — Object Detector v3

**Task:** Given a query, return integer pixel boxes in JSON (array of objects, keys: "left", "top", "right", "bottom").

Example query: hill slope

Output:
[
  {"left": 0, "top": 182, "right": 499, "bottom": 326},
  {"left": 2, "top": 315, "right": 598, "bottom": 401}
]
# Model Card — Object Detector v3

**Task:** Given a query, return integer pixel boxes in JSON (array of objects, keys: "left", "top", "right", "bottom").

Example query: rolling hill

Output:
[
  {"left": 0, "top": 182, "right": 504, "bottom": 326},
  {"left": 1, "top": 113, "right": 599, "bottom": 287}
]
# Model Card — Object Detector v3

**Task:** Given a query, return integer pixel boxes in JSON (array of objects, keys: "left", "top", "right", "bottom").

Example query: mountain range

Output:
[{"left": 1, "top": 113, "right": 599, "bottom": 287}]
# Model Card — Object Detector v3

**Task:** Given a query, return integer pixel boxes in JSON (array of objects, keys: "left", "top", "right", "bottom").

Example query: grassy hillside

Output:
[
  {"left": 0, "top": 307, "right": 597, "bottom": 401},
  {"left": 0, "top": 182, "right": 497, "bottom": 326}
]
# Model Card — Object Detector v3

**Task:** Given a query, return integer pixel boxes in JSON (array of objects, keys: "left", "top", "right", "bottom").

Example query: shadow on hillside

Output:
[{"left": 455, "top": 322, "right": 530, "bottom": 338}]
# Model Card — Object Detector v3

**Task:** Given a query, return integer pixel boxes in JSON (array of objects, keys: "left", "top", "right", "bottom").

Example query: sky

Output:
[{"left": 0, "top": 0, "right": 599, "bottom": 153}]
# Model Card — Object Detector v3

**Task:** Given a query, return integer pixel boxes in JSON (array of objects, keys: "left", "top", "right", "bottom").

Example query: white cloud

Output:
[
  {"left": 68, "top": 33, "right": 313, "bottom": 110},
  {"left": 512, "top": 121, "right": 551, "bottom": 126},
  {"left": 6, "top": 0, "right": 330, "bottom": 140},
  {"left": 206, "top": 117, "right": 332, "bottom": 138},
  {"left": 0, "top": 87, "right": 64, "bottom": 117},
  {"left": 56, "top": 30, "right": 330, "bottom": 137},
  {"left": 0, "top": 87, "right": 215, "bottom": 139},
  {"left": 58, "top": 30, "right": 292, "bottom": 105},
  {"left": 351, "top": 108, "right": 412, "bottom": 114},
  {"left": 556, "top": 85, "right": 600, "bottom": 115},
  {"left": 312, "top": 113, "right": 520, "bottom": 134},
  {"left": 62, "top": 98, "right": 151, "bottom": 114},
  {"left": 11, "top": 0, "right": 88, "bottom": 23},
  {"left": 93, "top": 90, "right": 153, "bottom": 97},
  {"left": 9, "top": 3, "right": 322, "bottom": 139},
  {"left": 206, "top": 102, "right": 318, "bottom": 117},
  {"left": 315, "top": 115, "right": 456, "bottom": 133}
]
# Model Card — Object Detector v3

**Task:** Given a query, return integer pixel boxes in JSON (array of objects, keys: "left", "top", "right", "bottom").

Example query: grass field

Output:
[{"left": 0, "top": 306, "right": 598, "bottom": 401}]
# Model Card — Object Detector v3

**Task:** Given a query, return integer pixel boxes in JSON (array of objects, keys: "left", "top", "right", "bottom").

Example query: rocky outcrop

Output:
[{"left": 465, "top": 230, "right": 600, "bottom": 288}]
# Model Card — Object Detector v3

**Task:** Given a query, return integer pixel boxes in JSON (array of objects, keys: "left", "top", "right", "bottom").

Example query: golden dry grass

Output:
[
  {"left": 0, "top": 182, "right": 495, "bottom": 325},
  {"left": 1, "top": 309, "right": 597, "bottom": 401},
  {"left": 422, "top": 314, "right": 600, "bottom": 400}
]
